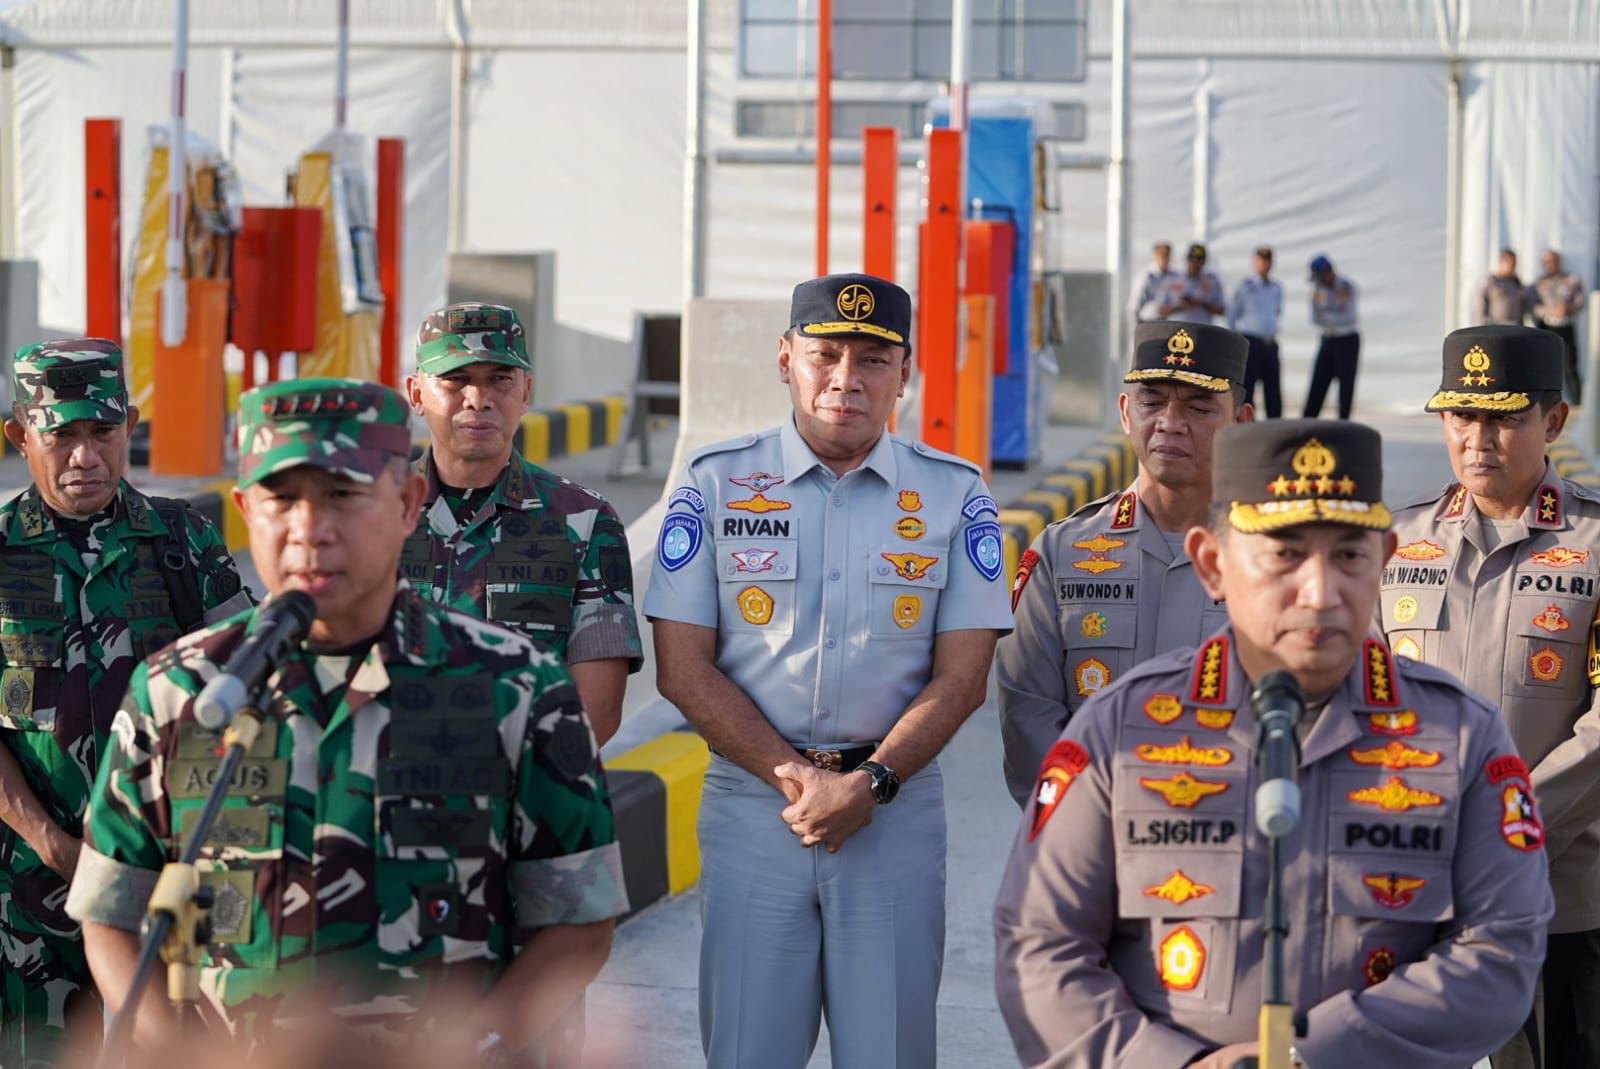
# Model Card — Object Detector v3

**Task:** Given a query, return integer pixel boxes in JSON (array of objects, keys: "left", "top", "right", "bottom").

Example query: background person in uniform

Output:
[
  {"left": 997, "top": 321, "right": 1251, "bottom": 805},
  {"left": 67, "top": 378, "right": 626, "bottom": 1056},
  {"left": 1383, "top": 325, "right": 1600, "bottom": 1069},
  {"left": 1303, "top": 253, "right": 1361, "bottom": 419},
  {"left": 1227, "top": 245, "right": 1284, "bottom": 418},
  {"left": 645, "top": 274, "right": 1012, "bottom": 1069},
  {"left": 0, "top": 338, "right": 249, "bottom": 1066},
  {"left": 1475, "top": 248, "right": 1533, "bottom": 326},
  {"left": 1155, "top": 243, "right": 1226, "bottom": 325},
  {"left": 1127, "top": 241, "right": 1176, "bottom": 329},
  {"left": 403, "top": 302, "right": 642, "bottom": 746},
  {"left": 995, "top": 418, "right": 1552, "bottom": 1069},
  {"left": 1531, "top": 249, "right": 1587, "bottom": 405}
]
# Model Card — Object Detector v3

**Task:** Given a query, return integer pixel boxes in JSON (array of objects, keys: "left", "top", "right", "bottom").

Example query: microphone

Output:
[
  {"left": 1251, "top": 669, "right": 1305, "bottom": 839},
  {"left": 193, "top": 592, "right": 317, "bottom": 729}
]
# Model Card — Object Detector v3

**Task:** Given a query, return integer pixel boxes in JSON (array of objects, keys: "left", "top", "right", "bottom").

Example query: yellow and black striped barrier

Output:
[
  {"left": 1549, "top": 438, "right": 1600, "bottom": 490},
  {"left": 606, "top": 731, "right": 711, "bottom": 915},
  {"left": 997, "top": 430, "right": 1135, "bottom": 582}
]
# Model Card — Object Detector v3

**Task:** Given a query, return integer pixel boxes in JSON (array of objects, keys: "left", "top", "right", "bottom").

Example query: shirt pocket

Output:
[
  {"left": 867, "top": 544, "right": 949, "bottom": 638},
  {"left": 1112, "top": 749, "right": 1249, "bottom": 1014},
  {"left": 486, "top": 536, "right": 581, "bottom": 639},
  {"left": 168, "top": 724, "right": 289, "bottom": 971},
  {"left": 717, "top": 536, "right": 799, "bottom": 636},
  {"left": 1507, "top": 590, "right": 1592, "bottom": 700},
  {"left": 1057, "top": 603, "right": 1138, "bottom": 706},
  {"left": 1324, "top": 853, "right": 1454, "bottom": 993},
  {"left": 1379, "top": 585, "right": 1447, "bottom": 663},
  {"left": 374, "top": 711, "right": 512, "bottom": 968}
]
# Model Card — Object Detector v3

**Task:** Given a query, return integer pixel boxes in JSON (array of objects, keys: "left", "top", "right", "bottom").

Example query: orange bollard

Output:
[
  {"left": 955, "top": 294, "right": 993, "bottom": 479},
  {"left": 151, "top": 278, "right": 227, "bottom": 476},
  {"left": 85, "top": 119, "right": 123, "bottom": 348},
  {"left": 917, "top": 128, "right": 962, "bottom": 452}
]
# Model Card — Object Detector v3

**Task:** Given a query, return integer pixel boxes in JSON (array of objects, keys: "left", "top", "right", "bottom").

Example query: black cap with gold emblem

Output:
[
  {"left": 1212, "top": 418, "right": 1389, "bottom": 533},
  {"left": 1424, "top": 325, "right": 1564, "bottom": 414},
  {"left": 790, "top": 273, "right": 912, "bottom": 351},
  {"left": 1124, "top": 321, "right": 1248, "bottom": 394}
]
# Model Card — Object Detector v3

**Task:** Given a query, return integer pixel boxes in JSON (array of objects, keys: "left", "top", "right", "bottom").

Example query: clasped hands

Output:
[{"left": 772, "top": 761, "right": 876, "bottom": 853}]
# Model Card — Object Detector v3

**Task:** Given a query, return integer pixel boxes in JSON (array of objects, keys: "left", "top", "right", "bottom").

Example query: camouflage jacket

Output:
[
  {"left": 403, "top": 450, "right": 642, "bottom": 669},
  {"left": 0, "top": 481, "right": 249, "bottom": 841},
  {"left": 67, "top": 582, "right": 628, "bottom": 1041}
]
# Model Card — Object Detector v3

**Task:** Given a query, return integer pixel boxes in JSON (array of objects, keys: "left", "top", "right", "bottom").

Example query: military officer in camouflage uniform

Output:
[
  {"left": 0, "top": 338, "right": 249, "bottom": 1065},
  {"left": 66, "top": 378, "right": 626, "bottom": 1056},
  {"left": 997, "top": 321, "right": 1252, "bottom": 804},
  {"left": 996, "top": 419, "right": 1552, "bottom": 1069},
  {"left": 403, "top": 302, "right": 641, "bottom": 746},
  {"left": 647, "top": 275, "right": 1013, "bottom": 1068},
  {"left": 1382, "top": 325, "right": 1600, "bottom": 1068}
]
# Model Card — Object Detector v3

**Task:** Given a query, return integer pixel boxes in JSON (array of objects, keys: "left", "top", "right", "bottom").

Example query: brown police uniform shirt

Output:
[
  {"left": 994, "top": 630, "right": 1552, "bottom": 1068},
  {"left": 996, "top": 487, "right": 1228, "bottom": 804},
  {"left": 1382, "top": 464, "right": 1600, "bottom": 932}
]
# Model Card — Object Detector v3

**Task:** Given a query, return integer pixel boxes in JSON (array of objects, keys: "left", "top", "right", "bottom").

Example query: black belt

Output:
[
  {"left": 794, "top": 744, "right": 877, "bottom": 773},
  {"left": 708, "top": 742, "right": 880, "bottom": 774}
]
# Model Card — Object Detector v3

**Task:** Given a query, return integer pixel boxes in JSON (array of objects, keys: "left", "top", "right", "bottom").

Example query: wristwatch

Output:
[
  {"left": 857, "top": 760, "right": 901, "bottom": 804},
  {"left": 1289, "top": 1046, "right": 1308, "bottom": 1068}
]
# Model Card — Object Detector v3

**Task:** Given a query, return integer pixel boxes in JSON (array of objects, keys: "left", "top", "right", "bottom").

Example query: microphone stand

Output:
[
  {"left": 1236, "top": 691, "right": 1301, "bottom": 1069},
  {"left": 95, "top": 701, "right": 267, "bottom": 1068}
]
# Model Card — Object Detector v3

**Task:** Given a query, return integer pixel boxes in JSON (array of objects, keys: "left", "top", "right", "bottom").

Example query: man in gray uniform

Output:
[
  {"left": 997, "top": 321, "right": 1251, "bottom": 804},
  {"left": 645, "top": 273, "right": 1012, "bottom": 1069},
  {"left": 996, "top": 418, "right": 1552, "bottom": 1069},
  {"left": 1383, "top": 325, "right": 1600, "bottom": 1068}
]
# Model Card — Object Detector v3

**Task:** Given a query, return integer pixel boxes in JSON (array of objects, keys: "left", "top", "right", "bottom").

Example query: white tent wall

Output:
[
  {"left": 1457, "top": 60, "right": 1600, "bottom": 333},
  {"left": 460, "top": 47, "right": 685, "bottom": 402}
]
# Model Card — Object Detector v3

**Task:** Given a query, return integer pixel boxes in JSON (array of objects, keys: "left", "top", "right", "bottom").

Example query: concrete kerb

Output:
[{"left": 1549, "top": 438, "right": 1600, "bottom": 490}]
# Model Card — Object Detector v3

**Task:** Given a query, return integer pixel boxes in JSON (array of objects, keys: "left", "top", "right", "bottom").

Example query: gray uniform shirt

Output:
[
  {"left": 643, "top": 418, "right": 1012, "bottom": 744},
  {"left": 1382, "top": 465, "right": 1600, "bottom": 932},
  {"left": 997, "top": 487, "right": 1228, "bottom": 804},
  {"left": 994, "top": 630, "right": 1552, "bottom": 1068}
]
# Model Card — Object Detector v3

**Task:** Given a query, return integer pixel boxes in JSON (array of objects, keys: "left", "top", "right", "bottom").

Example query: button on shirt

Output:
[
  {"left": 1312, "top": 275, "right": 1359, "bottom": 336},
  {"left": 1227, "top": 275, "right": 1282, "bottom": 339},
  {"left": 642, "top": 418, "right": 1013, "bottom": 745}
]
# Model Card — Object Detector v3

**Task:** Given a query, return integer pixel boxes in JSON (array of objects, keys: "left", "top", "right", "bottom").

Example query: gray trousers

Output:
[{"left": 697, "top": 755, "right": 947, "bottom": 1068}]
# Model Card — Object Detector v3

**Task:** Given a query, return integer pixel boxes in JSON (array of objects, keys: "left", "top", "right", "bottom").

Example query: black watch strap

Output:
[{"left": 858, "top": 760, "right": 901, "bottom": 804}]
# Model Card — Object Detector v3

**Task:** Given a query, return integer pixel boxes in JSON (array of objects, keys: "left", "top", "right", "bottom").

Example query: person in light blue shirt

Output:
[
  {"left": 1127, "top": 241, "right": 1176, "bottom": 329},
  {"left": 1227, "top": 245, "right": 1284, "bottom": 417},
  {"left": 644, "top": 273, "right": 1012, "bottom": 1069},
  {"left": 1155, "top": 242, "right": 1226, "bottom": 325},
  {"left": 1304, "top": 253, "right": 1362, "bottom": 419}
]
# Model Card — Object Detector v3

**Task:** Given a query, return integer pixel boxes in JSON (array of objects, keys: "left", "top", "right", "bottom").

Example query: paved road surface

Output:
[{"left": 583, "top": 414, "right": 1459, "bottom": 1068}]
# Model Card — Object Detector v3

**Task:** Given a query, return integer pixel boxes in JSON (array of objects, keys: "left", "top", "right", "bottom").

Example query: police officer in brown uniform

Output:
[
  {"left": 996, "top": 321, "right": 1251, "bottom": 804},
  {"left": 996, "top": 419, "right": 1552, "bottom": 1069},
  {"left": 1383, "top": 324, "right": 1600, "bottom": 1068}
]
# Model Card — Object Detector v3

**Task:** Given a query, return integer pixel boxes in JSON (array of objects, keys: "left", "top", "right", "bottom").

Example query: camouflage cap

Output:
[
  {"left": 237, "top": 377, "right": 413, "bottom": 488},
  {"left": 414, "top": 302, "right": 531, "bottom": 375},
  {"left": 10, "top": 337, "right": 129, "bottom": 430}
]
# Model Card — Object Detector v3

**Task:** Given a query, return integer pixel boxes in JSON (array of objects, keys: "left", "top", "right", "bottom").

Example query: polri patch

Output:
[
  {"left": 657, "top": 514, "right": 702, "bottom": 572},
  {"left": 1011, "top": 548, "right": 1040, "bottom": 611},
  {"left": 1363, "top": 947, "right": 1396, "bottom": 986},
  {"left": 1158, "top": 926, "right": 1205, "bottom": 990},
  {"left": 1142, "top": 693, "right": 1182, "bottom": 725},
  {"left": 1073, "top": 657, "right": 1110, "bottom": 697},
  {"left": 966, "top": 521, "right": 1003, "bottom": 581},
  {"left": 1487, "top": 754, "right": 1543, "bottom": 851},
  {"left": 1362, "top": 873, "right": 1425, "bottom": 909},
  {"left": 1028, "top": 739, "right": 1088, "bottom": 840}
]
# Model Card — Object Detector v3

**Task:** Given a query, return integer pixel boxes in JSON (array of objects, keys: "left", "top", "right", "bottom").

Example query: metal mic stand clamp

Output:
[{"left": 96, "top": 708, "right": 265, "bottom": 1068}]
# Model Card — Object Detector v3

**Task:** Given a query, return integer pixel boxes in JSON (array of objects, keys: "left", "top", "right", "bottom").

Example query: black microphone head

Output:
[
  {"left": 270, "top": 590, "right": 318, "bottom": 629},
  {"left": 1252, "top": 669, "right": 1303, "bottom": 722}
]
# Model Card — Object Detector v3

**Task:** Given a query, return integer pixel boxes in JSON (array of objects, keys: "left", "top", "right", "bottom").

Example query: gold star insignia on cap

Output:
[
  {"left": 1268, "top": 475, "right": 1292, "bottom": 496},
  {"left": 1337, "top": 475, "right": 1357, "bottom": 495}
]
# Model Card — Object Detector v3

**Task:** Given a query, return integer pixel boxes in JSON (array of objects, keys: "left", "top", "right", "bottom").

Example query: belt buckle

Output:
[{"left": 804, "top": 748, "right": 842, "bottom": 773}]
